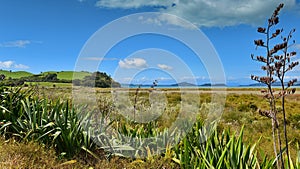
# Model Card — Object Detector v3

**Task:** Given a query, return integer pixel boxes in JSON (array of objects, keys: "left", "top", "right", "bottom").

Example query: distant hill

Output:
[
  {"left": 0, "top": 70, "right": 91, "bottom": 80},
  {"left": 0, "top": 70, "right": 33, "bottom": 79},
  {"left": 241, "top": 82, "right": 300, "bottom": 87},
  {"left": 0, "top": 70, "right": 120, "bottom": 88},
  {"left": 199, "top": 83, "right": 227, "bottom": 87},
  {"left": 171, "top": 82, "right": 197, "bottom": 86},
  {"left": 122, "top": 82, "right": 228, "bottom": 88}
]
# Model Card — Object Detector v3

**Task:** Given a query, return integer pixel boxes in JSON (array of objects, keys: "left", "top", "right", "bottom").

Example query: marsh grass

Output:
[{"left": 1, "top": 86, "right": 300, "bottom": 168}]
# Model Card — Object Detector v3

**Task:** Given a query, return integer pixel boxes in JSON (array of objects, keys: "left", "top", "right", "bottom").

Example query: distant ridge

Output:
[
  {"left": 171, "top": 82, "right": 197, "bottom": 86},
  {"left": 0, "top": 70, "right": 91, "bottom": 80},
  {"left": 0, "top": 70, "right": 33, "bottom": 79},
  {"left": 199, "top": 83, "right": 227, "bottom": 87},
  {"left": 240, "top": 82, "right": 300, "bottom": 87},
  {"left": 121, "top": 82, "right": 227, "bottom": 88}
]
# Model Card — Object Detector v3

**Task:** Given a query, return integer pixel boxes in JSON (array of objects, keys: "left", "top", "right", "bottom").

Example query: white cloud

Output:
[
  {"left": 95, "top": 0, "right": 297, "bottom": 27},
  {"left": 140, "top": 13, "right": 197, "bottom": 30},
  {"left": 0, "top": 61, "right": 14, "bottom": 69},
  {"left": 284, "top": 75, "right": 300, "bottom": 80},
  {"left": 119, "top": 77, "right": 133, "bottom": 83},
  {"left": 157, "top": 64, "right": 173, "bottom": 70},
  {"left": 14, "top": 64, "right": 30, "bottom": 69},
  {"left": 0, "top": 60, "right": 29, "bottom": 69},
  {"left": 119, "top": 58, "right": 148, "bottom": 69},
  {"left": 95, "top": 0, "right": 171, "bottom": 9},
  {"left": 156, "top": 77, "right": 173, "bottom": 81},
  {"left": 180, "top": 76, "right": 207, "bottom": 81},
  {"left": 0, "top": 40, "right": 31, "bottom": 48},
  {"left": 82, "top": 57, "right": 119, "bottom": 61},
  {"left": 294, "top": 44, "right": 300, "bottom": 50}
]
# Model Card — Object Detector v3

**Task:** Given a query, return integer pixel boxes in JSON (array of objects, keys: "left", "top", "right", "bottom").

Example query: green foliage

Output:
[
  {"left": 0, "top": 70, "right": 121, "bottom": 88},
  {"left": 172, "top": 121, "right": 262, "bottom": 169},
  {"left": 51, "top": 71, "right": 91, "bottom": 80},
  {"left": 74, "top": 71, "right": 121, "bottom": 88},
  {"left": 0, "top": 70, "right": 91, "bottom": 81},
  {"left": 0, "top": 87, "right": 96, "bottom": 158}
]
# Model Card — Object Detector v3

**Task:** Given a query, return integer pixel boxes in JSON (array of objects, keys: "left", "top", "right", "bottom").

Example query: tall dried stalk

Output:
[{"left": 251, "top": 3, "right": 299, "bottom": 169}]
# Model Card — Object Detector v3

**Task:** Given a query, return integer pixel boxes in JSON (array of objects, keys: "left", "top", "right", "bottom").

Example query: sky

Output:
[{"left": 1, "top": 0, "right": 300, "bottom": 85}]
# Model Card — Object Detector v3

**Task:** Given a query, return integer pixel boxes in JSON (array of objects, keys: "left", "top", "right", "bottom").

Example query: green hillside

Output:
[
  {"left": 0, "top": 70, "right": 92, "bottom": 80},
  {"left": 0, "top": 70, "right": 33, "bottom": 79},
  {"left": 42, "top": 71, "right": 91, "bottom": 80}
]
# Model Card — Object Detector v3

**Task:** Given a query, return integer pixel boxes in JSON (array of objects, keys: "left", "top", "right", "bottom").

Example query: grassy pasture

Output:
[
  {"left": 42, "top": 71, "right": 91, "bottom": 80},
  {"left": 24, "top": 81, "right": 72, "bottom": 87},
  {"left": 0, "top": 70, "right": 33, "bottom": 78},
  {"left": 0, "top": 70, "right": 91, "bottom": 80}
]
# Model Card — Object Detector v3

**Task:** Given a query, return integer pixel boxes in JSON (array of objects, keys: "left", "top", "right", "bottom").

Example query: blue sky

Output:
[{"left": 1, "top": 0, "right": 300, "bottom": 85}]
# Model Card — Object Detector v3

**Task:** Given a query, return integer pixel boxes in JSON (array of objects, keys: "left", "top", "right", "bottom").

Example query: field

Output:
[
  {"left": 0, "top": 86, "right": 299, "bottom": 168},
  {"left": 0, "top": 70, "right": 91, "bottom": 80},
  {"left": 0, "top": 70, "right": 33, "bottom": 79},
  {"left": 42, "top": 71, "right": 91, "bottom": 80},
  {"left": 24, "top": 81, "right": 72, "bottom": 87}
]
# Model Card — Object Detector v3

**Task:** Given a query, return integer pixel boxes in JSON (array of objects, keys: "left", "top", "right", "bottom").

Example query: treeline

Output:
[
  {"left": 0, "top": 71, "right": 121, "bottom": 88},
  {"left": 0, "top": 73, "right": 68, "bottom": 87}
]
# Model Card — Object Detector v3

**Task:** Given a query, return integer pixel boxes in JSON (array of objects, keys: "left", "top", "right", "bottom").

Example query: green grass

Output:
[
  {"left": 24, "top": 81, "right": 72, "bottom": 87},
  {"left": 42, "top": 71, "right": 91, "bottom": 80},
  {"left": 0, "top": 137, "right": 179, "bottom": 169},
  {"left": 0, "top": 70, "right": 33, "bottom": 79},
  {"left": 0, "top": 70, "right": 91, "bottom": 80}
]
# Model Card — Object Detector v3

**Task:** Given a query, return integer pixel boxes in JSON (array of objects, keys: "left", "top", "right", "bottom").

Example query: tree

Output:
[
  {"left": 82, "top": 71, "right": 121, "bottom": 88},
  {"left": 0, "top": 74, "right": 5, "bottom": 81},
  {"left": 44, "top": 73, "right": 58, "bottom": 82},
  {"left": 251, "top": 3, "right": 298, "bottom": 168}
]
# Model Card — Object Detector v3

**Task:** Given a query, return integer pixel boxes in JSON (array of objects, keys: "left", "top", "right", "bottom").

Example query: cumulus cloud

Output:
[
  {"left": 95, "top": 0, "right": 297, "bottom": 27},
  {"left": 119, "top": 58, "right": 148, "bottom": 69},
  {"left": 139, "top": 13, "right": 197, "bottom": 29},
  {"left": 157, "top": 64, "right": 173, "bottom": 70},
  {"left": 96, "top": 0, "right": 171, "bottom": 9},
  {"left": 0, "top": 61, "right": 14, "bottom": 69},
  {"left": 0, "top": 60, "right": 29, "bottom": 69},
  {"left": 0, "top": 40, "right": 31, "bottom": 48}
]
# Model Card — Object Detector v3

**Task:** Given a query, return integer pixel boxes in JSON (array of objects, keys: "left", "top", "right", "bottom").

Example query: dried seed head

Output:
[
  {"left": 274, "top": 55, "right": 281, "bottom": 60},
  {"left": 287, "top": 61, "right": 299, "bottom": 71},
  {"left": 292, "top": 88, "right": 296, "bottom": 94},
  {"left": 254, "top": 39, "right": 265, "bottom": 47},
  {"left": 261, "top": 89, "right": 267, "bottom": 93},
  {"left": 275, "top": 61, "right": 282, "bottom": 69},
  {"left": 259, "top": 109, "right": 273, "bottom": 118},
  {"left": 257, "top": 27, "right": 266, "bottom": 33},
  {"left": 256, "top": 56, "right": 267, "bottom": 63},
  {"left": 261, "top": 66, "right": 268, "bottom": 71},
  {"left": 260, "top": 76, "right": 273, "bottom": 84},
  {"left": 290, "top": 51, "right": 297, "bottom": 56}
]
